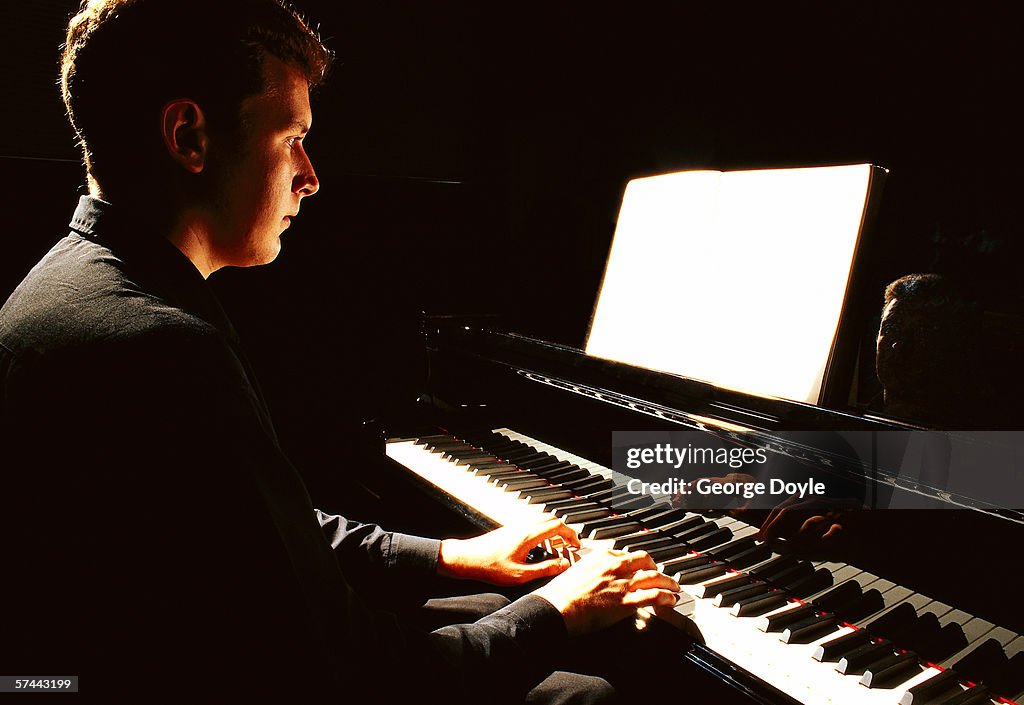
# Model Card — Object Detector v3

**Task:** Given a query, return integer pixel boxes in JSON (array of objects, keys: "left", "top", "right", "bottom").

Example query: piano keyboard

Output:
[{"left": 385, "top": 428, "right": 1023, "bottom": 705}]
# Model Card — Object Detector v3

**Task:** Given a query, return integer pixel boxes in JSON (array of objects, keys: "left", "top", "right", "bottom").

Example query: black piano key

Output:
[
  {"left": 674, "top": 562, "right": 729, "bottom": 584},
  {"left": 631, "top": 502, "right": 675, "bottom": 518},
  {"left": 609, "top": 488, "right": 638, "bottom": 503},
  {"left": 781, "top": 613, "right": 838, "bottom": 644},
  {"left": 525, "top": 460, "right": 574, "bottom": 474},
  {"left": 786, "top": 568, "right": 834, "bottom": 599},
  {"left": 937, "top": 686, "right": 993, "bottom": 705},
  {"left": 919, "top": 623, "right": 969, "bottom": 664},
  {"left": 901, "top": 670, "right": 965, "bottom": 705},
  {"left": 673, "top": 520, "right": 719, "bottom": 542},
  {"left": 898, "top": 613, "right": 943, "bottom": 653},
  {"left": 613, "top": 532, "right": 662, "bottom": 550},
  {"left": 413, "top": 434, "right": 450, "bottom": 444},
  {"left": 812, "top": 580, "right": 862, "bottom": 612},
  {"left": 725, "top": 543, "right": 772, "bottom": 569},
  {"left": 561, "top": 475, "right": 607, "bottom": 491},
  {"left": 748, "top": 555, "right": 798, "bottom": 581},
  {"left": 580, "top": 489, "right": 616, "bottom": 504},
  {"left": 836, "top": 588, "right": 885, "bottom": 623},
  {"left": 714, "top": 581, "right": 771, "bottom": 608},
  {"left": 582, "top": 513, "right": 639, "bottom": 533},
  {"left": 813, "top": 628, "right": 872, "bottom": 662},
  {"left": 837, "top": 640, "right": 894, "bottom": 675},
  {"left": 540, "top": 464, "right": 588, "bottom": 479},
  {"left": 696, "top": 573, "right": 751, "bottom": 599},
  {"left": 758, "top": 604, "right": 818, "bottom": 633},
  {"left": 619, "top": 535, "right": 677, "bottom": 553},
  {"left": 437, "top": 447, "right": 479, "bottom": 459},
  {"left": 451, "top": 453, "right": 498, "bottom": 465},
  {"left": 647, "top": 543, "right": 695, "bottom": 563},
  {"left": 731, "top": 591, "right": 789, "bottom": 617},
  {"left": 704, "top": 535, "right": 757, "bottom": 560},
  {"left": 499, "top": 477, "right": 549, "bottom": 491},
  {"left": 642, "top": 507, "right": 693, "bottom": 529},
  {"left": 867, "top": 602, "right": 918, "bottom": 641},
  {"left": 598, "top": 506, "right": 674, "bottom": 531},
  {"left": 421, "top": 439, "right": 465, "bottom": 449},
  {"left": 525, "top": 488, "right": 573, "bottom": 503},
  {"left": 654, "top": 515, "right": 705, "bottom": 534},
  {"left": 860, "top": 651, "right": 922, "bottom": 689},
  {"left": 984, "top": 652, "right": 1024, "bottom": 698},
  {"left": 551, "top": 499, "right": 600, "bottom": 514},
  {"left": 545, "top": 496, "right": 595, "bottom": 511},
  {"left": 687, "top": 526, "right": 733, "bottom": 551},
  {"left": 501, "top": 450, "right": 548, "bottom": 463},
  {"left": 578, "top": 479, "right": 616, "bottom": 495},
  {"left": 952, "top": 639, "right": 1007, "bottom": 685},
  {"left": 613, "top": 495, "right": 656, "bottom": 513},
  {"left": 484, "top": 468, "right": 533, "bottom": 480},
  {"left": 768, "top": 562, "right": 815, "bottom": 590},
  {"left": 590, "top": 522, "right": 646, "bottom": 540},
  {"left": 468, "top": 462, "right": 515, "bottom": 474},
  {"left": 659, "top": 553, "right": 709, "bottom": 574},
  {"left": 560, "top": 507, "right": 613, "bottom": 524},
  {"left": 483, "top": 443, "right": 523, "bottom": 456},
  {"left": 539, "top": 467, "right": 589, "bottom": 482}
]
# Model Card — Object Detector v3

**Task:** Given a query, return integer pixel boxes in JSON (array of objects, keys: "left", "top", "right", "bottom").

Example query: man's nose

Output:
[{"left": 294, "top": 150, "right": 319, "bottom": 197}]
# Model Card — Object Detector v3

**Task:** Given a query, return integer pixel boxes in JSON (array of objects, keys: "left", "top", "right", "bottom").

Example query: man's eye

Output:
[{"left": 286, "top": 136, "right": 302, "bottom": 146}]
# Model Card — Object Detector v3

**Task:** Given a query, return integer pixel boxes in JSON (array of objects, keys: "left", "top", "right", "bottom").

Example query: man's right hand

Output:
[{"left": 532, "top": 548, "right": 680, "bottom": 636}]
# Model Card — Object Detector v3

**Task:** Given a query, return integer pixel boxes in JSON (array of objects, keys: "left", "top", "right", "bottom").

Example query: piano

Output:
[{"left": 367, "top": 318, "right": 1024, "bottom": 705}]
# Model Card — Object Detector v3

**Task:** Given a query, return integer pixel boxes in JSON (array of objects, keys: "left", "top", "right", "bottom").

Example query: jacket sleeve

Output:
[{"left": 314, "top": 508, "right": 442, "bottom": 603}]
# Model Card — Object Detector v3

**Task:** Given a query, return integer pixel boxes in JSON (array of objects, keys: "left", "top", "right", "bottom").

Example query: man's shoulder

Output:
[{"left": 0, "top": 233, "right": 218, "bottom": 358}]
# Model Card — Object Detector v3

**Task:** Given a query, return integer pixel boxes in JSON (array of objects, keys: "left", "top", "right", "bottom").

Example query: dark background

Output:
[{"left": 2, "top": 1, "right": 1022, "bottom": 503}]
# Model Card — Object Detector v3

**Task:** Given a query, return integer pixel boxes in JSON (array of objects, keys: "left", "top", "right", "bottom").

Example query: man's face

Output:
[
  {"left": 205, "top": 55, "right": 319, "bottom": 268},
  {"left": 876, "top": 296, "right": 906, "bottom": 389}
]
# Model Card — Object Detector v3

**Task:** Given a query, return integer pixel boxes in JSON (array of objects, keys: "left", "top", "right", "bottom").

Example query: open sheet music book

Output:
[{"left": 586, "top": 164, "right": 886, "bottom": 405}]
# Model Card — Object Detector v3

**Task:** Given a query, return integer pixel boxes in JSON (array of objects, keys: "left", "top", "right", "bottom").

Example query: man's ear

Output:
[{"left": 160, "top": 100, "right": 208, "bottom": 174}]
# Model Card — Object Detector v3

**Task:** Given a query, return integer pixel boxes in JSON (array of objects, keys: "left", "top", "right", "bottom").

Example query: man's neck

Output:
[
  {"left": 164, "top": 213, "right": 219, "bottom": 279},
  {"left": 91, "top": 182, "right": 218, "bottom": 279}
]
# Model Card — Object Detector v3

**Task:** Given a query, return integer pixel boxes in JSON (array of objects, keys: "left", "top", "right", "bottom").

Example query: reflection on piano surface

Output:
[{"left": 371, "top": 320, "right": 1023, "bottom": 705}]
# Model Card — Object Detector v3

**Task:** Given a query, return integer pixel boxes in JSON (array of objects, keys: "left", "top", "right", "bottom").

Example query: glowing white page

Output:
[{"left": 586, "top": 164, "right": 873, "bottom": 404}]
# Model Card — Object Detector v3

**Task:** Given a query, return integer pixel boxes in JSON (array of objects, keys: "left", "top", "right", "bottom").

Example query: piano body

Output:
[
  {"left": 353, "top": 163, "right": 1023, "bottom": 704},
  {"left": 370, "top": 320, "right": 1024, "bottom": 705}
]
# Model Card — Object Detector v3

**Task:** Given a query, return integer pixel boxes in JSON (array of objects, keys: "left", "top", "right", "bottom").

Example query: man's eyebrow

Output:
[{"left": 287, "top": 120, "right": 310, "bottom": 134}]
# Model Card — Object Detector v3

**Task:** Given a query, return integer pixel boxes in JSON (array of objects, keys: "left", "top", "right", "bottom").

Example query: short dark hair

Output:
[
  {"left": 879, "top": 273, "right": 977, "bottom": 382},
  {"left": 61, "top": 0, "right": 333, "bottom": 192}
]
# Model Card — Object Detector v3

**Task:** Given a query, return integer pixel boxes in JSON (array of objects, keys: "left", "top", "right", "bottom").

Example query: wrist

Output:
[
  {"left": 437, "top": 538, "right": 468, "bottom": 579},
  {"left": 532, "top": 583, "right": 570, "bottom": 615}
]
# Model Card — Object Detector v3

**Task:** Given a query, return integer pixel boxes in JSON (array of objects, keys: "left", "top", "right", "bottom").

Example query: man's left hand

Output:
[{"left": 437, "top": 518, "right": 580, "bottom": 586}]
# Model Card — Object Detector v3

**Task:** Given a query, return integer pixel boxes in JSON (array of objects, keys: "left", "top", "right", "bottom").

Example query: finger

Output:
[
  {"left": 760, "top": 504, "right": 811, "bottom": 541},
  {"left": 758, "top": 503, "right": 785, "bottom": 540},
  {"left": 623, "top": 588, "right": 679, "bottom": 609},
  {"left": 518, "top": 556, "right": 568, "bottom": 580},
  {"left": 798, "top": 514, "right": 829, "bottom": 537},
  {"left": 525, "top": 517, "right": 580, "bottom": 550},
  {"left": 616, "top": 550, "right": 657, "bottom": 572},
  {"left": 629, "top": 569, "right": 680, "bottom": 592},
  {"left": 822, "top": 523, "right": 844, "bottom": 540}
]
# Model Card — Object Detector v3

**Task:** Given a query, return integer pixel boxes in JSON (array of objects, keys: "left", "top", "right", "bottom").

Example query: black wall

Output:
[{"left": 3, "top": 2, "right": 1022, "bottom": 500}]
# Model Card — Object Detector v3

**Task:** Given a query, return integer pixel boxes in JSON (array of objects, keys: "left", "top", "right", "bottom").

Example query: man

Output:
[
  {"left": 875, "top": 273, "right": 985, "bottom": 427},
  {"left": 0, "top": 1, "right": 678, "bottom": 702}
]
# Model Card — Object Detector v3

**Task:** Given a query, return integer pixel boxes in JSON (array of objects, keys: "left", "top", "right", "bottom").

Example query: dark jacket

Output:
[{"left": 0, "top": 196, "right": 564, "bottom": 702}]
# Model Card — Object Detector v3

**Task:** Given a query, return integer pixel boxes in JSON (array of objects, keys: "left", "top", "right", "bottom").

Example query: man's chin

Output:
[
  {"left": 220, "top": 242, "right": 282, "bottom": 270},
  {"left": 248, "top": 239, "right": 283, "bottom": 267}
]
